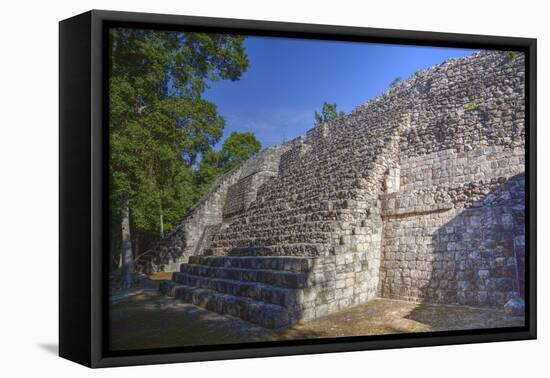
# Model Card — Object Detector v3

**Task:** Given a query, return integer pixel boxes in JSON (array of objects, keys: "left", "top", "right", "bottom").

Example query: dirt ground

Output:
[{"left": 109, "top": 292, "right": 524, "bottom": 351}]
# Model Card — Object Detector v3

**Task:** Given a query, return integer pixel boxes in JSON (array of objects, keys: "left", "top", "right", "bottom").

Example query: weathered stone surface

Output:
[
  {"left": 168, "top": 284, "right": 293, "bottom": 328},
  {"left": 153, "top": 51, "right": 525, "bottom": 327},
  {"left": 504, "top": 298, "right": 525, "bottom": 316},
  {"left": 188, "top": 255, "right": 314, "bottom": 272},
  {"left": 180, "top": 264, "right": 309, "bottom": 288}
]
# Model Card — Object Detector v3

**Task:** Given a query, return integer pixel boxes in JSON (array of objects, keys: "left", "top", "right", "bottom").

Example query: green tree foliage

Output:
[
  {"left": 195, "top": 132, "right": 261, "bottom": 192},
  {"left": 505, "top": 51, "right": 519, "bottom": 61},
  {"left": 220, "top": 132, "right": 262, "bottom": 169},
  {"left": 314, "top": 101, "right": 345, "bottom": 125},
  {"left": 109, "top": 28, "right": 252, "bottom": 279}
]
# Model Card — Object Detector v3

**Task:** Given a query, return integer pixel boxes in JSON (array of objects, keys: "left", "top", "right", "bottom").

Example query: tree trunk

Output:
[
  {"left": 134, "top": 233, "right": 140, "bottom": 266},
  {"left": 112, "top": 226, "right": 122, "bottom": 269},
  {"left": 120, "top": 194, "right": 134, "bottom": 289},
  {"left": 159, "top": 194, "right": 165, "bottom": 238}
]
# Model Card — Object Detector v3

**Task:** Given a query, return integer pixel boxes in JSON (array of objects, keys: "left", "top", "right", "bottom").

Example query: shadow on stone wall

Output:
[{"left": 423, "top": 173, "right": 525, "bottom": 307}]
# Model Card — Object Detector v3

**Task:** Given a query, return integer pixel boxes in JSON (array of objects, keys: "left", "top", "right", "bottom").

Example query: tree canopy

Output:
[
  {"left": 109, "top": 28, "right": 258, "bottom": 279},
  {"left": 314, "top": 101, "right": 345, "bottom": 125},
  {"left": 220, "top": 132, "right": 262, "bottom": 169},
  {"left": 196, "top": 132, "right": 261, "bottom": 191}
]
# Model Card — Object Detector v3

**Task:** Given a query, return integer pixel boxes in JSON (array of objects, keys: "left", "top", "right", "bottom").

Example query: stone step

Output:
[
  {"left": 172, "top": 272, "right": 302, "bottom": 308},
  {"left": 164, "top": 283, "right": 293, "bottom": 329},
  {"left": 227, "top": 246, "right": 271, "bottom": 256},
  {"left": 226, "top": 244, "right": 324, "bottom": 257},
  {"left": 180, "top": 264, "right": 308, "bottom": 288},
  {"left": 188, "top": 255, "right": 314, "bottom": 273},
  {"left": 206, "top": 244, "right": 323, "bottom": 257}
]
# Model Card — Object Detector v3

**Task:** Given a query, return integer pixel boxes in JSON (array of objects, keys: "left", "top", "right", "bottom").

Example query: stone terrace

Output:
[{"left": 153, "top": 50, "right": 525, "bottom": 328}]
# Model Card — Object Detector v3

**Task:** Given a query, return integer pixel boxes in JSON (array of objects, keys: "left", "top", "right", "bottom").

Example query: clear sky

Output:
[{"left": 204, "top": 36, "right": 478, "bottom": 149}]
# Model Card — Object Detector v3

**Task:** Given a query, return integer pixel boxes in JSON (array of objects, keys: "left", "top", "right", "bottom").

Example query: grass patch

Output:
[
  {"left": 505, "top": 51, "right": 519, "bottom": 61},
  {"left": 464, "top": 100, "right": 480, "bottom": 111},
  {"left": 148, "top": 272, "right": 173, "bottom": 281}
]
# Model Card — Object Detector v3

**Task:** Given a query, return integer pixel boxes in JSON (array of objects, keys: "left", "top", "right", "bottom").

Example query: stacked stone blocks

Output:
[{"left": 155, "top": 51, "right": 525, "bottom": 328}]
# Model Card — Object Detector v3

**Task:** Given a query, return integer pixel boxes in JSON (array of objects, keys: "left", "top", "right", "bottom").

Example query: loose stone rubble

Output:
[{"left": 153, "top": 50, "right": 525, "bottom": 328}]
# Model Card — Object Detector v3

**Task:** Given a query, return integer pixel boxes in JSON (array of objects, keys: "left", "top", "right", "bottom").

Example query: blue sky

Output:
[{"left": 204, "top": 36, "right": 478, "bottom": 149}]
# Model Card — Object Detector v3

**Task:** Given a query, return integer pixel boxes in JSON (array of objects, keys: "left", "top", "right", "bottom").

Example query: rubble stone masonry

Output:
[{"left": 154, "top": 50, "right": 525, "bottom": 327}]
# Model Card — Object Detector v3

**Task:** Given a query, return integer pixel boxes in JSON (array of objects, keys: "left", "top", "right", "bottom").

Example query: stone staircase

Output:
[{"left": 162, "top": 253, "right": 315, "bottom": 329}]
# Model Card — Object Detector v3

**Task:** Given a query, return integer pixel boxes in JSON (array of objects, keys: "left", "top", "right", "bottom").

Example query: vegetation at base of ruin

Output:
[
  {"left": 505, "top": 51, "right": 519, "bottom": 61},
  {"left": 109, "top": 28, "right": 259, "bottom": 287},
  {"left": 314, "top": 101, "right": 345, "bottom": 125},
  {"left": 464, "top": 100, "right": 481, "bottom": 111}
]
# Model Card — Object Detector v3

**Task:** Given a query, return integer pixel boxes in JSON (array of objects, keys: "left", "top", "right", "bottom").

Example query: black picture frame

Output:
[{"left": 59, "top": 9, "right": 537, "bottom": 368}]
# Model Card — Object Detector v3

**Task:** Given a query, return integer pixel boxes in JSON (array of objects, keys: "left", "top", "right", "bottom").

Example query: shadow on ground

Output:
[
  {"left": 38, "top": 343, "right": 58, "bottom": 355},
  {"left": 109, "top": 294, "right": 524, "bottom": 351},
  {"left": 405, "top": 302, "right": 524, "bottom": 331}
]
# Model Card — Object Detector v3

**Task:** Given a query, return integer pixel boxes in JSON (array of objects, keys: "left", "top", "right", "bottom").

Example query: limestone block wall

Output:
[
  {"left": 222, "top": 144, "right": 290, "bottom": 219},
  {"left": 399, "top": 146, "right": 524, "bottom": 192},
  {"left": 377, "top": 50, "right": 526, "bottom": 306},
  {"left": 205, "top": 98, "right": 407, "bottom": 313},
  {"left": 145, "top": 144, "right": 292, "bottom": 271},
  {"left": 280, "top": 251, "right": 379, "bottom": 321},
  {"left": 379, "top": 173, "right": 525, "bottom": 306},
  {"left": 208, "top": 91, "right": 408, "bottom": 259},
  {"left": 223, "top": 173, "right": 262, "bottom": 218},
  {"left": 153, "top": 50, "right": 525, "bottom": 315},
  {"left": 144, "top": 167, "right": 242, "bottom": 271}
]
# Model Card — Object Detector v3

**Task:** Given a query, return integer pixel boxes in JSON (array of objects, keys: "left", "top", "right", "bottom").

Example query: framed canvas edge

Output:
[
  {"left": 64, "top": 9, "right": 538, "bottom": 368},
  {"left": 59, "top": 10, "right": 93, "bottom": 367}
]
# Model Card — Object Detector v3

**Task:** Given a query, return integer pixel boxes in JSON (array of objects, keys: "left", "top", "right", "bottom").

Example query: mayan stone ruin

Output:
[{"left": 153, "top": 50, "right": 525, "bottom": 328}]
